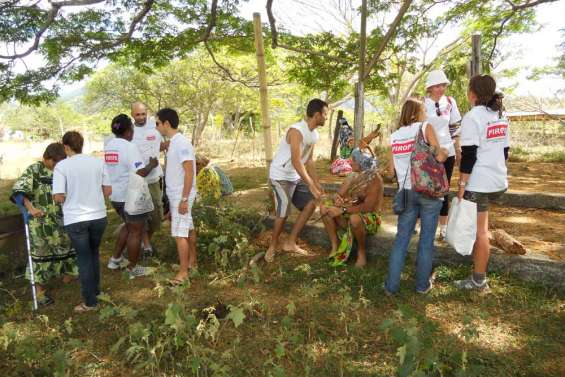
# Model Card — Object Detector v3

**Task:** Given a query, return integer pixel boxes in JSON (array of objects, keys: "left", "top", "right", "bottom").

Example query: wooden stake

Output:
[
  {"left": 471, "top": 33, "right": 481, "bottom": 77},
  {"left": 253, "top": 13, "right": 273, "bottom": 172},
  {"left": 330, "top": 110, "right": 344, "bottom": 161}
]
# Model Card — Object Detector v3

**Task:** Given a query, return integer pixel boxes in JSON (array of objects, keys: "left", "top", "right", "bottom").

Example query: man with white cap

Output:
[{"left": 424, "top": 69, "right": 462, "bottom": 239}]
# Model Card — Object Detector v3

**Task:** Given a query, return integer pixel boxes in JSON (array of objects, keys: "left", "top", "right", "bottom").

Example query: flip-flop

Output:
[
  {"left": 264, "top": 250, "right": 275, "bottom": 263},
  {"left": 74, "top": 303, "right": 98, "bottom": 313},
  {"left": 168, "top": 278, "right": 187, "bottom": 287}
]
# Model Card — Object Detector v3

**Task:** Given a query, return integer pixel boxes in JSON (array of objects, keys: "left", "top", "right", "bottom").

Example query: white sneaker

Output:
[
  {"left": 128, "top": 265, "right": 153, "bottom": 279},
  {"left": 108, "top": 256, "right": 126, "bottom": 270}
]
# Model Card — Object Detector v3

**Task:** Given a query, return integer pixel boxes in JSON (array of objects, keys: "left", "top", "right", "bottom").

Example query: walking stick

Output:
[{"left": 13, "top": 193, "right": 38, "bottom": 311}]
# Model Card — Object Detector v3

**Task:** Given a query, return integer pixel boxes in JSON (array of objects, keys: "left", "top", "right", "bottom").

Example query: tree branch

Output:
[
  {"left": 265, "top": 0, "right": 352, "bottom": 64},
  {"left": 0, "top": 5, "right": 61, "bottom": 59},
  {"left": 363, "top": 0, "right": 413, "bottom": 81},
  {"left": 488, "top": 0, "right": 558, "bottom": 66}
]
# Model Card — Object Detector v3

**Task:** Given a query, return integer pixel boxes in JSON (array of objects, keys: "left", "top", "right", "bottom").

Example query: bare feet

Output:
[
  {"left": 355, "top": 255, "right": 367, "bottom": 268},
  {"left": 282, "top": 243, "right": 310, "bottom": 256}
]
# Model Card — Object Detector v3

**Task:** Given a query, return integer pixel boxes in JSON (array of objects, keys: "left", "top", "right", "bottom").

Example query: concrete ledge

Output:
[
  {"left": 322, "top": 183, "right": 565, "bottom": 211},
  {"left": 264, "top": 217, "right": 565, "bottom": 289}
]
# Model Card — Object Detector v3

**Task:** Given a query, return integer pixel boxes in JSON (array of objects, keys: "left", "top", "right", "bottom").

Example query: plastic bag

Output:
[
  {"left": 445, "top": 197, "right": 477, "bottom": 256},
  {"left": 124, "top": 173, "right": 154, "bottom": 216},
  {"left": 330, "top": 158, "right": 353, "bottom": 176}
]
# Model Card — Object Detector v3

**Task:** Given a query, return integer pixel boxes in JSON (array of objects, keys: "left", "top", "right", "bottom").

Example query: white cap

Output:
[{"left": 425, "top": 70, "right": 450, "bottom": 89}]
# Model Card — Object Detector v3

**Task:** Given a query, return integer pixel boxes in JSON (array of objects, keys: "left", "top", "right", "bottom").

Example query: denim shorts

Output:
[{"left": 463, "top": 190, "right": 506, "bottom": 212}]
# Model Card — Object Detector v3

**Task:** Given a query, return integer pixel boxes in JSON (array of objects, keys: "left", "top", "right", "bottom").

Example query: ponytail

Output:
[{"left": 487, "top": 91, "right": 505, "bottom": 118}]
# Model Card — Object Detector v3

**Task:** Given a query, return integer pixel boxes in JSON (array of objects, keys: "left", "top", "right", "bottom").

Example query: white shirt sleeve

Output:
[
  {"left": 459, "top": 114, "right": 480, "bottom": 147},
  {"left": 52, "top": 165, "right": 66, "bottom": 194},
  {"left": 449, "top": 97, "right": 462, "bottom": 124},
  {"left": 178, "top": 141, "right": 195, "bottom": 164},
  {"left": 102, "top": 163, "right": 111, "bottom": 186}
]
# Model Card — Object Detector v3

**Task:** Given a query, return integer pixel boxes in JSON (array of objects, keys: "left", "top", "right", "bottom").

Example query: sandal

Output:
[
  {"left": 168, "top": 278, "right": 187, "bottom": 287},
  {"left": 74, "top": 303, "right": 98, "bottom": 313},
  {"left": 264, "top": 250, "right": 275, "bottom": 263}
]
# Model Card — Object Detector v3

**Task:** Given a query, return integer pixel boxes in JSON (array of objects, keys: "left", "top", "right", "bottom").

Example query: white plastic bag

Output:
[
  {"left": 124, "top": 173, "right": 154, "bottom": 216},
  {"left": 445, "top": 197, "right": 477, "bottom": 256}
]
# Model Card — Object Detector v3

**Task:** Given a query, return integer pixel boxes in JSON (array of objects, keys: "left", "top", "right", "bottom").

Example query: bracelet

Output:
[
  {"left": 342, "top": 206, "right": 348, "bottom": 215},
  {"left": 458, "top": 181, "right": 467, "bottom": 188}
]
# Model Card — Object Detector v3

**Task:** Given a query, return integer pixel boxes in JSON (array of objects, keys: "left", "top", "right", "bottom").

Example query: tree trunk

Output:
[
  {"left": 192, "top": 111, "right": 209, "bottom": 147},
  {"left": 353, "top": 0, "right": 367, "bottom": 145},
  {"left": 330, "top": 110, "right": 344, "bottom": 161}
]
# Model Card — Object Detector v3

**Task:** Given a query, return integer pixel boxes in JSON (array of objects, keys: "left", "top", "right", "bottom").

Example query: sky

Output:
[
  {"left": 53, "top": 0, "right": 564, "bottom": 99},
  {"left": 239, "top": 0, "right": 565, "bottom": 98}
]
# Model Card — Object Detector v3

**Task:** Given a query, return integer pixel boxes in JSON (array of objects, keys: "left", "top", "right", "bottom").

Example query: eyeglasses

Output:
[{"left": 435, "top": 102, "right": 441, "bottom": 116}]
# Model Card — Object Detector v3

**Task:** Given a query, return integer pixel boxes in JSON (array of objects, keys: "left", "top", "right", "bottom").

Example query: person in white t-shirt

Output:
[
  {"left": 384, "top": 98, "right": 448, "bottom": 295},
  {"left": 131, "top": 102, "right": 168, "bottom": 257},
  {"left": 105, "top": 114, "right": 159, "bottom": 279},
  {"left": 424, "top": 70, "right": 462, "bottom": 239},
  {"left": 52, "top": 131, "right": 112, "bottom": 312},
  {"left": 155, "top": 108, "right": 197, "bottom": 285},
  {"left": 266, "top": 99, "right": 327, "bottom": 263},
  {"left": 455, "top": 75, "right": 510, "bottom": 292}
]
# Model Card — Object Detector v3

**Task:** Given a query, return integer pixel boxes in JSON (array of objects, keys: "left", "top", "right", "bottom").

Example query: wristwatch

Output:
[
  {"left": 458, "top": 181, "right": 467, "bottom": 188},
  {"left": 181, "top": 197, "right": 189, "bottom": 202}
]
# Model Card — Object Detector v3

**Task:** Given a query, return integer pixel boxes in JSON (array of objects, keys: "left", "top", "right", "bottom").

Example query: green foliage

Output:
[{"left": 0, "top": 0, "right": 254, "bottom": 104}]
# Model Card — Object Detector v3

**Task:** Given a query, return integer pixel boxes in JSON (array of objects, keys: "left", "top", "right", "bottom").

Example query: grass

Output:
[
  {"left": 0, "top": 149, "right": 564, "bottom": 376},
  {"left": 509, "top": 146, "right": 565, "bottom": 163},
  {"left": 1, "top": 201, "right": 564, "bottom": 376}
]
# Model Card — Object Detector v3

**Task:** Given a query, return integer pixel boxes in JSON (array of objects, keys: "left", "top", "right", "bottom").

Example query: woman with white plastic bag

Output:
[
  {"left": 454, "top": 75, "right": 510, "bottom": 292},
  {"left": 104, "top": 114, "right": 159, "bottom": 279}
]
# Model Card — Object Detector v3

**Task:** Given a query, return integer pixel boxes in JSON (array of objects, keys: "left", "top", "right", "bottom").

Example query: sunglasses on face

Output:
[{"left": 435, "top": 102, "right": 441, "bottom": 116}]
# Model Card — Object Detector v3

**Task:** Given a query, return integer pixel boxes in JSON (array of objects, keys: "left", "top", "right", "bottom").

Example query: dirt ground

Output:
[
  {"left": 314, "top": 160, "right": 565, "bottom": 195},
  {"left": 222, "top": 163, "right": 565, "bottom": 262}
]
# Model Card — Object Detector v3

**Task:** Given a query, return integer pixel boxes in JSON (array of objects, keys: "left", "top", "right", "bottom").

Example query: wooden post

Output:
[
  {"left": 253, "top": 13, "right": 273, "bottom": 171},
  {"left": 330, "top": 110, "right": 344, "bottom": 161},
  {"left": 353, "top": 0, "right": 368, "bottom": 145},
  {"left": 470, "top": 33, "right": 481, "bottom": 77}
]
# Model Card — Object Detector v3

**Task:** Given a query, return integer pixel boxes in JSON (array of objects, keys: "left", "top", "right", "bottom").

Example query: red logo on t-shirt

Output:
[
  {"left": 146, "top": 135, "right": 156, "bottom": 141},
  {"left": 105, "top": 152, "right": 119, "bottom": 164},
  {"left": 486, "top": 123, "right": 508, "bottom": 139},
  {"left": 392, "top": 140, "right": 415, "bottom": 155}
]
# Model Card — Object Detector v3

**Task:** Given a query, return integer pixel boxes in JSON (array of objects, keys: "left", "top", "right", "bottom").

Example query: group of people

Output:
[
  {"left": 268, "top": 71, "right": 509, "bottom": 294},
  {"left": 11, "top": 70, "right": 509, "bottom": 311},
  {"left": 12, "top": 104, "right": 203, "bottom": 311}
]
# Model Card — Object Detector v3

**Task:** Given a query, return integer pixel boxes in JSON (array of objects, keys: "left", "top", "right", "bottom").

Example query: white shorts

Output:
[{"left": 170, "top": 195, "right": 195, "bottom": 238}]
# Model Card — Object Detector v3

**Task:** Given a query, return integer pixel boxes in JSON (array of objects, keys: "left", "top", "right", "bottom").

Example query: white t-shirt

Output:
[
  {"left": 460, "top": 106, "right": 510, "bottom": 193},
  {"left": 390, "top": 122, "right": 429, "bottom": 190},
  {"left": 424, "top": 96, "right": 461, "bottom": 157},
  {"left": 104, "top": 138, "right": 145, "bottom": 203},
  {"left": 165, "top": 132, "right": 197, "bottom": 201},
  {"left": 270, "top": 120, "right": 320, "bottom": 181},
  {"left": 52, "top": 154, "right": 110, "bottom": 226},
  {"left": 132, "top": 123, "right": 163, "bottom": 183}
]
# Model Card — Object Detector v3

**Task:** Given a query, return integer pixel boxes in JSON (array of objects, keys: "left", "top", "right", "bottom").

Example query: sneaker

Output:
[
  {"left": 128, "top": 265, "right": 153, "bottom": 279},
  {"left": 108, "top": 256, "right": 125, "bottom": 270},
  {"left": 417, "top": 279, "right": 433, "bottom": 294},
  {"left": 454, "top": 276, "right": 490, "bottom": 291},
  {"left": 142, "top": 247, "right": 154, "bottom": 259}
]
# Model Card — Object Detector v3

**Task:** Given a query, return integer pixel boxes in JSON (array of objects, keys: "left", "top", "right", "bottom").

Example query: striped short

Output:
[{"left": 270, "top": 179, "right": 314, "bottom": 218}]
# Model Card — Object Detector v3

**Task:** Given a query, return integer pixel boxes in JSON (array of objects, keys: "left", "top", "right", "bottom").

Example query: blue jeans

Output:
[
  {"left": 385, "top": 190, "right": 442, "bottom": 294},
  {"left": 65, "top": 217, "right": 107, "bottom": 307}
]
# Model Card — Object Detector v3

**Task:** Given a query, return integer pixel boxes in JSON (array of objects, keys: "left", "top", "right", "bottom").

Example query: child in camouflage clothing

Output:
[{"left": 11, "top": 143, "right": 77, "bottom": 306}]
